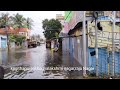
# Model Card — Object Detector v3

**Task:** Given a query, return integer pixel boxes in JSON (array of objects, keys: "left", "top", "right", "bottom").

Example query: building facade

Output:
[
  {"left": 15, "top": 28, "right": 30, "bottom": 40},
  {"left": 0, "top": 27, "right": 30, "bottom": 49},
  {"left": 62, "top": 11, "right": 120, "bottom": 76},
  {"left": 0, "top": 35, "right": 7, "bottom": 50}
]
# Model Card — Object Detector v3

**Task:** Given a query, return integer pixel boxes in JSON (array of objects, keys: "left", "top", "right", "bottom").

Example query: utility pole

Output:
[
  {"left": 95, "top": 18, "right": 98, "bottom": 77},
  {"left": 92, "top": 11, "right": 99, "bottom": 77},
  {"left": 112, "top": 11, "right": 115, "bottom": 77},
  {"left": 5, "top": 26, "right": 10, "bottom": 51},
  {"left": 83, "top": 11, "right": 87, "bottom": 77}
]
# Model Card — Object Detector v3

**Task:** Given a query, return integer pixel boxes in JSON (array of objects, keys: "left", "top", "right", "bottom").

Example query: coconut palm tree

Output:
[
  {"left": 26, "top": 17, "right": 33, "bottom": 29},
  {"left": 11, "top": 13, "right": 26, "bottom": 29},
  {"left": 0, "top": 13, "right": 12, "bottom": 28}
]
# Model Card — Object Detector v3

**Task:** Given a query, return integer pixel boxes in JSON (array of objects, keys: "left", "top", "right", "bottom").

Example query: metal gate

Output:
[{"left": 88, "top": 30, "right": 120, "bottom": 78}]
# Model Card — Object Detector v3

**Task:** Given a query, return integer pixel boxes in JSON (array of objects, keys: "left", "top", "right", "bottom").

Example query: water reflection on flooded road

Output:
[{"left": 0, "top": 44, "right": 83, "bottom": 79}]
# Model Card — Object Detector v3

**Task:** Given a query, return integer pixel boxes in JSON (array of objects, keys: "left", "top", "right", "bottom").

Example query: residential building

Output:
[
  {"left": 0, "top": 26, "right": 15, "bottom": 50},
  {"left": 56, "top": 14, "right": 64, "bottom": 33},
  {"left": 0, "top": 34, "right": 7, "bottom": 50},
  {"left": 15, "top": 28, "right": 30, "bottom": 40},
  {"left": 0, "top": 27, "right": 31, "bottom": 49},
  {"left": 63, "top": 11, "right": 120, "bottom": 76}
]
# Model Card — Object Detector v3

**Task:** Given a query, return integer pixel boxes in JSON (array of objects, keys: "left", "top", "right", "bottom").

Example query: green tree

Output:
[
  {"left": 26, "top": 17, "right": 33, "bottom": 29},
  {"left": 11, "top": 13, "right": 26, "bottom": 29},
  {"left": 0, "top": 13, "right": 12, "bottom": 28},
  {"left": 0, "top": 13, "right": 33, "bottom": 30},
  {"left": 9, "top": 34, "right": 26, "bottom": 46},
  {"left": 9, "top": 34, "right": 16, "bottom": 42},
  {"left": 42, "top": 19, "right": 62, "bottom": 40},
  {"left": 16, "top": 35, "right": 26, "bottom": 45},
  {"left": 0, "top": 13, "right": 33, "bottom": 47},
  {"left": 0, "top": 13, "right": 14, "bottom": 51},
  {"left": 42, "top": 19, "right": 49, "bottom": 30}
]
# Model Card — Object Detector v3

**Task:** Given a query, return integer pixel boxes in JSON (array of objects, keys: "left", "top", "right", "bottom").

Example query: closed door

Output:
[{"left": 1, "top": 38, "right": 7, "bottom": 49}]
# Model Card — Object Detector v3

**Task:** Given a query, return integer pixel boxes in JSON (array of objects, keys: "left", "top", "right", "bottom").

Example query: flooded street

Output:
[{"left": 0, "top": 44, "right": 83, "bottom": 79}]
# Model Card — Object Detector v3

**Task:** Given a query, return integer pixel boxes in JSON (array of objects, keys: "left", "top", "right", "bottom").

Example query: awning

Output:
[{"left": 68, "top": 21, "right": 87, "bottom": 35}]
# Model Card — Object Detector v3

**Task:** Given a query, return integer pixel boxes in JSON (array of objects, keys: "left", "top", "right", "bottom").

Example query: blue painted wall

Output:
[
  {"left": 0, "top": 35, "right": 7, "bottom": 49},
  {"left": 88, "top": 47, "right": 120, "bottom": 75}
]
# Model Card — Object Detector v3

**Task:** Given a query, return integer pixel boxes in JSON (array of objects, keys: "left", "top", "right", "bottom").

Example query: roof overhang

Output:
[{"left": 68, "top": 21, "right": 87, "bottom": 35}]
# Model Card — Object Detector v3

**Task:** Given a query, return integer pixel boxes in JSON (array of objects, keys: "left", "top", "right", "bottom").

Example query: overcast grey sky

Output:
[{"left": 0, "top": 11, "right": 64, "bottom": 38}]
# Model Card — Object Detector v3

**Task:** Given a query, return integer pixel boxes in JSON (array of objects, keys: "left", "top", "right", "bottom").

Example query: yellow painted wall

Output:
[
  {"left": 74, "top": 29, "right": 81, "bottom": 36},
  {"left": 88, "top": 21, "right": 120, "bottom": 48}
]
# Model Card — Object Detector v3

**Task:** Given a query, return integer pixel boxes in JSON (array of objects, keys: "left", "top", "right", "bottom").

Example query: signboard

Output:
[
  {"left": 98, "top": 16, "right": 111, "bottom": 21},
  {"left": 98, "top": 16, "right": 120, "bottom": 22}
]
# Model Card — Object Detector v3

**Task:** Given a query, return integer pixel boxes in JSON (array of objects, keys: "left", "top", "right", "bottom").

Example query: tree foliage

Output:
[
  {"left": 11, "top": 13, "right": 27, "bottom": 29},
  {"left": 0, "top": 13, "right": 33, "bottom": 45},
  {"left": 9, "top": 34, "right": 26, "bottom": 46},
  {"left": 42, "top": 19, "right": 49, "bottom": 30},
  {"left": 26, "top": 17, "right": 33, "bottom": 29},
  {"left": 0, "top": 13, "right": 12, "bottom": 27},
  {"left": 0, "top": 13, "right": 33, "bottom": 29},
  {"left": 42, "top": 19, "right": 62, "bottom": 40}
]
